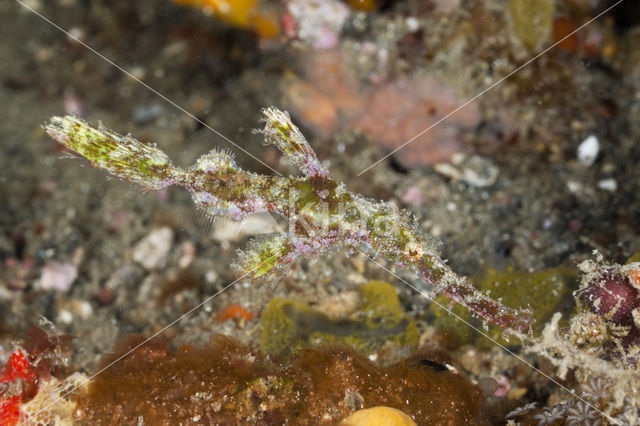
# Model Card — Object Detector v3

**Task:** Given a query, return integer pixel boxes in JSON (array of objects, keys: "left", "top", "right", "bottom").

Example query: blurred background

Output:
[{"left": 1, "top": 0, "right": 640, "bottom": 423}]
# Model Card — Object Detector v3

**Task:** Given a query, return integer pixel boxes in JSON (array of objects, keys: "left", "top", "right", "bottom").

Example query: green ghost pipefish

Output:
[{"left": 44, "top": 108, "right": 533, "bottom": 332}]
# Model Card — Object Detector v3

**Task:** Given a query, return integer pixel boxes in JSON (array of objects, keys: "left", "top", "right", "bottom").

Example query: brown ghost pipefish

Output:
[{"left": 44, "top": 108, "right": 533, "bottom": 332}]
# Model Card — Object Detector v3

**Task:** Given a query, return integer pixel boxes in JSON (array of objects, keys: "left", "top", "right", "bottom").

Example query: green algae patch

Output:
[
  {"left": 431, "top": 267, "right": 576, "bottom": 348},
  {"left": 260, "top": 281, "right": 419, "bottom": 358},
  {"left": 626, "top": 253, "right": 640, "bottom": 264},
  {"left": 431, "top": 294, "right": 475, "bottom": 348},
  {"left": 508, "top": 0, "right": 554, "bottom": 52}
]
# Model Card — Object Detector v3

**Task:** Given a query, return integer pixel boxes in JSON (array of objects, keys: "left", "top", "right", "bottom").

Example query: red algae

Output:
[
  {"left": 284, "top": 50, "right": 480, "bottom": 168},
  {"left": 215, "top": 304, "right": 255, "bottom": 323},
  {"left": 0, "top": 326, "right": 73, "bottom": 425},
  {"left": 72, "top": 335, "right": 486, "bottom": 424}
]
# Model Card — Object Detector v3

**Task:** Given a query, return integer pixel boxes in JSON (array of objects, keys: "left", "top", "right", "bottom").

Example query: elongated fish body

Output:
[{"left": 44, "top": 109, "right": 533, "bottom": 332}]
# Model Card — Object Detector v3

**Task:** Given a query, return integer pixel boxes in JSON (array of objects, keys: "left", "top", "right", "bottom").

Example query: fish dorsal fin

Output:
[
  {"left": 191, "top": 148, "right": 238, "bottom": 174},
  {"left": 190, "top": 202, "right": 229, "bottom": 233}
]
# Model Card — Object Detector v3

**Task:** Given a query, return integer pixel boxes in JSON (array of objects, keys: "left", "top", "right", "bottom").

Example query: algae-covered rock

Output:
[
  {"left": 508, "top": 0, "right": 554, "bottom": 52},
  {"left": 431, "top": 294, "right": 475, "bottom": 347},
  {"left": 432, "top": 267, "right": 575, "bottom": 347},
  {"left": 261, "top": 281, "right": 418, "bottom": 357},
  {"left": 74, "top": 335, "right": 485, "bottom": 423}
]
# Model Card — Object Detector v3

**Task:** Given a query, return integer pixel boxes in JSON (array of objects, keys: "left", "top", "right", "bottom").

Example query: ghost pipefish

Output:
[{"left": 44, "top": 108, "right": 533, "bottom": 332}]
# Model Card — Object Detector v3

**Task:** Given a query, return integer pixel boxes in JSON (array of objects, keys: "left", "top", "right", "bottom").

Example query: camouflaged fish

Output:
[{"left": 44, "top": 108, "right": 533, "bottom": 331}]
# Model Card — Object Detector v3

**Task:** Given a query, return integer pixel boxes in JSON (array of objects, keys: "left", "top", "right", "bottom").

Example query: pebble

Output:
[
  {"left": 405, "top": 17, "right": 419, "bottom": 32},
  {"left": 63, "top": 92, "right": 85, "bottom": 117},
  {"left": 133, "top": 103, "right": 166, "bottom": 124},
  {"left": 461, "top": 155, "right": 499, "bottom": 187},
  {"left": 57, "top": 299, "right": 93, "bottom": 324},
  {"left": 350, "top": 253, "right": 366, "bottom": 274},
  {"left": 435, "top": 155, "right": 499, "bottom": 187},
  {"left": 433, "top": 162, "right": 462, "bottom": 181},
  {"left": 67, "top": 27, "right": 85, "bottom": 43},
  {"left": 566, "top": 180, "right": 581, "bottom": 193},
  {"left": 597, "top": 178, "right": 617, "bottom": 192},
  {"left": 57, "top": 310, "right": 73, "bottom": 325},
  {"left": 577, "top": 135, "right": 599, "bottom": 167},
  {"left": 287, "top": 0, "right": 350, "bottom": 50},
  {"left": 132, "top": 227, "right": 173, "bottom": 270},
  {"left": 96, "top": 287, "right": 115, "bottom": 306},
  {"left": 205, "top": 270, "right": 219, "bottom": 284},
  {"left": 212, "top": 213, "right": 283, "bottom": 242},
  {"left": 400, "top": 186, "right": 424, "bottom": 207},
  {"left": 433, "top": 0, "right": 462, "bottom": 13},
  {"left": 178, "top": 241, "right": 196, "bottom": 269},
  {"left": 317, "top": 291, "right": 360, "bottom": 318},
  {"left": 18, "top": 0, "right": 42, "bottom": 12},
  {"left": 569, "top": 219, "right": 582, "bottom": 231},
  {"left": 2, "top": 258, "right": 35, "bottom": 291},
  {"left": 38, "top": 263, "right": 78, "bottom": 292}
]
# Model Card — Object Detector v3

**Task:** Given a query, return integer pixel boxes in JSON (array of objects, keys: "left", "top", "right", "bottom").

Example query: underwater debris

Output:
[
  {"left": 574, "top": 257, "right": 640, "bottom": 367},
  {"left": 260, "top": 281, "right": 418, "bottom": 358},
  {"left": 173, "top": 0, "right": 280, "bottom": 39},
  {"left": 0, "top": 258, "right": 36, "bottom": 295},
  {"left": 523, "top": 312, "right": 640, "bottom": 424},
  {"left": 0, "top": 326, "right": 73, "bottom": 425},
  {"left": 285, "top": 0, "right": 350, "bottom": 50},
  {"left": 72, "top": 334, "right": 485, "bottom": 424},
  {"left": 508, "top": 378, "right": 614, "bottom": 425},
  {"left": 43, "top": 108, "right": 533, "bottom": 332},
  {"left": 19, "top": 373, "right": 87, "bottom": 426},
  {"left": 515, "top": 256, "right": 640, "bottom": 425},
  {"left": 38, "top": 262, "right": 78, "bottom": 293},
  {"left": 132, "top": 226, "right": 174, "bottom": 271}
]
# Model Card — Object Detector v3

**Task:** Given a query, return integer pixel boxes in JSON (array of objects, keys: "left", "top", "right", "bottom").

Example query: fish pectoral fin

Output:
[{"left": 232, "top": 233, "right": 294, "bottom": 280}]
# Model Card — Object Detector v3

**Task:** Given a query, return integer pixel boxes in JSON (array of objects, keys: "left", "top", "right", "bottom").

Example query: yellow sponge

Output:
[{"left": 340, "top": 406, "right": 417, "bottom": 426}]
